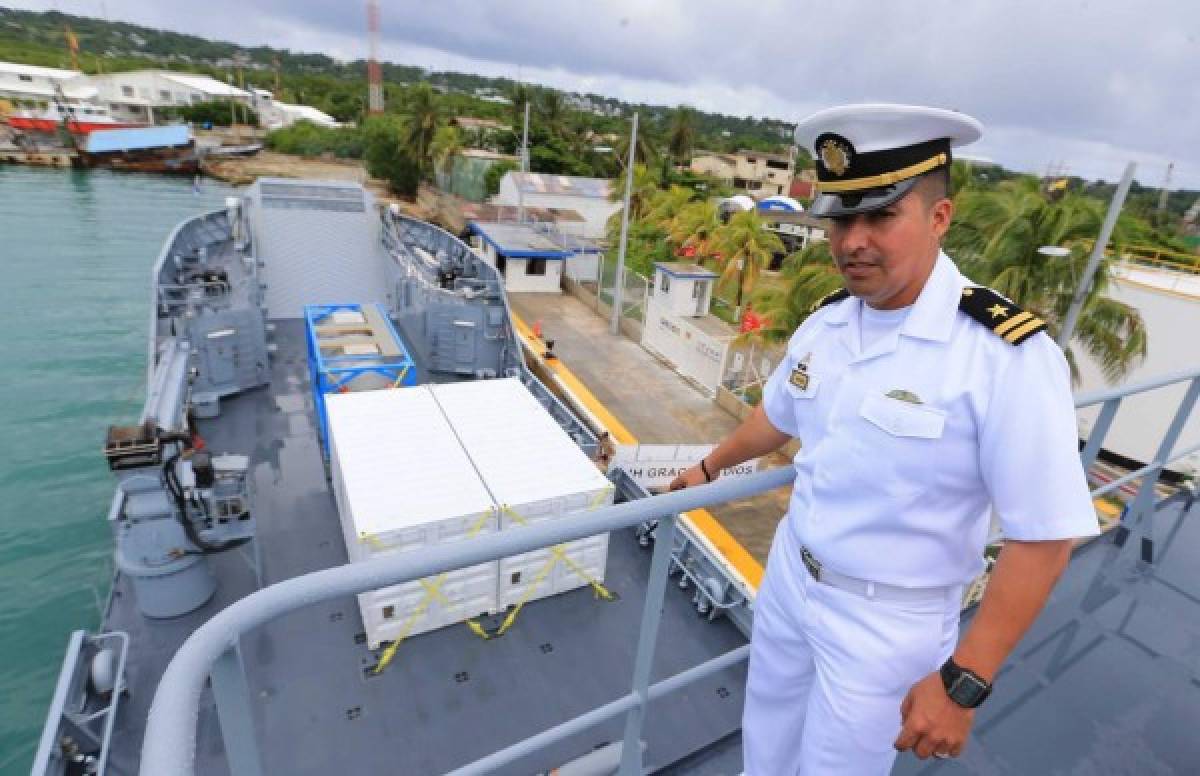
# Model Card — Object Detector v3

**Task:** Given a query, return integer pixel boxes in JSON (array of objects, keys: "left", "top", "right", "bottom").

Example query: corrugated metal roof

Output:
[
  {"left": 84, "top": 125, "right": 192, "bottom": 153},
  {"left": 0, "top": 60, "right": 82, "bottom": 80},
  {"left": 508, "top": 172, "right": 612, "bottom": 199},
  {"left": 159, "top": 72, "right": 249, "bottom": 98}
]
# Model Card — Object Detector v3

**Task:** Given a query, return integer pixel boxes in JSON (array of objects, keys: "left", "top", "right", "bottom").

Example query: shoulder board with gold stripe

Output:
[
  {"left": 810, "top": 287, "right": 850, "bottom": 312},
  {"left": 959, "top": 286, "right": 1047, "bottom": 345}
]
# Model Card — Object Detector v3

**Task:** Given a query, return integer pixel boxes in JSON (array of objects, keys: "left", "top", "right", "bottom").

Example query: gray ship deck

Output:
[
  {"left": 100, "top": 320, "right": 750, "bottom": 776},
  {"left": 658, "top": 494, "right": 1200, "bottom": 775}
]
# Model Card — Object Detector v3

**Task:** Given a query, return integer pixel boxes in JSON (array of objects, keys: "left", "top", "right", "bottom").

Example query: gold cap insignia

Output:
[{"left": 819, "top": 138, "right": 852, "bottom": 177}]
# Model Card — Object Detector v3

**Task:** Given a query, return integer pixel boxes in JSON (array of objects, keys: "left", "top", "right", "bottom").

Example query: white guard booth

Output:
[
  {"left": 431, "top": 378, "right": 614, "bottom": 609},
  {"left": 641, "top": 262, "right": 734, "bottom": 396},
  {"left": 325, "top": 388, "right": 500, "bottom": 649}
]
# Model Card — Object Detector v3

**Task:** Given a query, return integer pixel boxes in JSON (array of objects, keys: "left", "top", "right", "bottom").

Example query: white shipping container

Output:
[
  {"left": 325, "top": 388, "right": 501, "bottom": 645},
  {"left": 430, "top": 379, "right": 614, "bottom": 608},
  {"left": 358, "top": 561, "right": 498, "bottom": 649}
]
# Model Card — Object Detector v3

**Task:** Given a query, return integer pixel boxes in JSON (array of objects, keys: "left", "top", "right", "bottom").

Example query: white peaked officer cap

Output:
[{"left": 794, "top": 103, "right": 983, "bottom": 217}]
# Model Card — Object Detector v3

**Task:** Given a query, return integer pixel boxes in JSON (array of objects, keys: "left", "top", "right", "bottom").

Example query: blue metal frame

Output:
[{"left": 303, "top": 303, "right": 418, "bottom": 455}]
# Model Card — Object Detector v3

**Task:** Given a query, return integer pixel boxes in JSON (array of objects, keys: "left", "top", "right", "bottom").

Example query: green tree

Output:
[
  {"left": 749, "top": 243, "right": 843, "bottom": 343},
  {"left": 946, "top": 177, "right": 1147, "bottom": 380},
  {"left": 363, "top": 115, "right": 420, "bottom": 197},
  {"left": 430, "top": 124, "right": 463, "bottom": 179},
  {"left": 483, "top": 159, "right": 519, "bottom": 198},
  {"left": 399, "top": 83, "right": 442, "bottom": 179},
  {"left": 664, "top": 200, "right": 721, "bottom": 258},
  {"left": 612, "top": 119, "right": 659, "bottom": 171},
  {"left": 645, "top": 185, "right": 696, "bottom": 230},
  {"left": 666, "top": 106, "right": 697, "bottom": 165},
  {"left": 534, "top": 89, "right": 570, "bottom": 138},
  {"left": 508, "top": 82, "right": 533, "bottom": 128},
  {"left": 711, "top": 210, "right": 785, "bottom": 312},
  {"left": 171, "top": 99, "right": 258, "bottom": 127},
  {"left": 607, "top": 163, "right": 663, "bottom": 221}
]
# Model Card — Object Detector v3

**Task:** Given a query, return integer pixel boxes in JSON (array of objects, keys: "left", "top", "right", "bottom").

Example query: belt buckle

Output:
[{"left": 800, "top": 546, "right": 822, "bottom": 581}]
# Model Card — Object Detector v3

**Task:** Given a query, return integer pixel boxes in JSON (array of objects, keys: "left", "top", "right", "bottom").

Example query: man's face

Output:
[{"left": 827, "top": 187, "right": 953, "bottom": 309}]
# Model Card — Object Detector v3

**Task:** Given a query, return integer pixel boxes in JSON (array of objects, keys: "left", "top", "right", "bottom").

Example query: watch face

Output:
[{"left": 949, "top": 674, "right": 989, "bottom": 708}]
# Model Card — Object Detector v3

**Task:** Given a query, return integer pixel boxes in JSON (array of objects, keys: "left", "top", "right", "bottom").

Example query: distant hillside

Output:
[{"left": 0, "top": 6, "right": 793, "bottom": 151}]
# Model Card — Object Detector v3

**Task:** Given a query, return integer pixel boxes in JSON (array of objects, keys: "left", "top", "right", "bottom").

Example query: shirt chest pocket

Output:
[{"left": 858, "top": 393, "right": 946, "bottom": 439}]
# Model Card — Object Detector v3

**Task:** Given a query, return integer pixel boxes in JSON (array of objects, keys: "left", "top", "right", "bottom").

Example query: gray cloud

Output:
[{"left": 11, "top": 0, "right": 1200, "bottom": 186}]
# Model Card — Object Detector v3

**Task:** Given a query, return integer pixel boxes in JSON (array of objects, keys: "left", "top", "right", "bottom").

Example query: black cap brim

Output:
[{"left": 809, "top": 176, "right": 920, "bottom": 218}]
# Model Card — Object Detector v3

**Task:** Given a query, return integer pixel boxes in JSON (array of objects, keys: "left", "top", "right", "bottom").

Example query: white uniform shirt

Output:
[{"left": 762, "top": 252, "right": 1100, "bottom": 588}]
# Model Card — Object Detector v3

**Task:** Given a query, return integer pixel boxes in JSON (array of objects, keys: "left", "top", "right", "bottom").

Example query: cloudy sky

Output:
[{"left": 14, "top": 1, "right": 1200, "bottom": 188}]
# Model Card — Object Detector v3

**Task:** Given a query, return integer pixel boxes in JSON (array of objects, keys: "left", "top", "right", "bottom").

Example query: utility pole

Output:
[
  {"left": 610, "top": 111, "right": 638, "bottom": 336},
  {"left": 1058, "top": 161, "right": 1136, "bottom": 349},
  {"left": 518, "top": 100, "right": 530, "bottom": 224},
  {"left": 1157, "top": 162, "right": 1173, "bottom": 213}
]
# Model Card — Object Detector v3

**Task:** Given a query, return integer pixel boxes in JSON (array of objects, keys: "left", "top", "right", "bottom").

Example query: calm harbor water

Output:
[{"left": 0, "top": 166, "right": 235, "bottom": 773}]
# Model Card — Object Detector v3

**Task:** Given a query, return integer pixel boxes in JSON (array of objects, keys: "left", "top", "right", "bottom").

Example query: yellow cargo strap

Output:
[
  {"left": 365, "top": 509, "right": 496, "bottom": 673},
  {"left": 499, "top": 504, "right": 615, "bottom": 601},
  {"left": 390, "top": 364, "right": 412, "bottom": 389},
  {"left": 487, "top": 501, "right": 616, "bottom": 638},
  {"left": 494, "top": 553, "right": 559, "bottom": 636}
]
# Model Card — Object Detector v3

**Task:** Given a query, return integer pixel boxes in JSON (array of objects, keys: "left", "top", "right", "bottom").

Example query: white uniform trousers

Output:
[{"left": 743, "top": 522, "right": 963, "bottom": 775}]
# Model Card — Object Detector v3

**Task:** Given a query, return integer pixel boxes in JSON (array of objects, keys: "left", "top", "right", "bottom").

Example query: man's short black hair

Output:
[{"left": 913, "top": 166, "right": 952, "bottom": 207}]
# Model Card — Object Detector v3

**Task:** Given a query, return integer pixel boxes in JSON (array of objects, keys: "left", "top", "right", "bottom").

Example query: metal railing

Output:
[
  {"left": 1074, "top": 366, "right": 1200, "bottom": 560},
  {"left": 140, "top": 367, "right": 1200, "bottom": 776}
]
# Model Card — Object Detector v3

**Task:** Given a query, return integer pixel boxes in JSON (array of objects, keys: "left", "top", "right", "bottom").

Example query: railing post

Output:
[
  {"left": 1080, "top": 398, "right": 1121, "bottom": 472},
  {"left": 619, "top": 512, "right": 678, "bottom": 775},
  {"left": 211, "top": 643, "right": 263, "bottom": 776},
  {"left": 1114, "top": 377, "right": 1200, "bottom": 561}
]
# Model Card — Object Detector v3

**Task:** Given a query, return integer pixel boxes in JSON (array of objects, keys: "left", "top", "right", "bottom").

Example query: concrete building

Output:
[
  {"left": 250, "top": 88, "right": 340, "bottom": 129},
  {"left": 0, "top": 61, "right": 96, "bottom": 107},
  {"left": 467, "top": 220, "right": 602, "bottom": 293},
  {"left": 492, "top": 172, "right": 619, "bottom": 241},
  {"left": 690, "top": 149, "right": 794, "bottom": 198},
  {"left": 87, "top": 70, "right": 251, "bottom": 124}
]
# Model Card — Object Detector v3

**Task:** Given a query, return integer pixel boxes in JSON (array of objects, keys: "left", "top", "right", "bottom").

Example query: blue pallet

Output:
[{"left": 304, "top": 303, "right": 418, "bottom": 456}]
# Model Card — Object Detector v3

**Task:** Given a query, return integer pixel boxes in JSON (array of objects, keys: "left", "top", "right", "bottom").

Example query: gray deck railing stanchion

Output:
[
  {"left": 211, "top": 643, "right": 263, "bottom": 776},
  {"left": 1080, "top": 398, "right": 1121, "bottom": 472},
  {"left": 619, "top": 512, "right": 678, "bottom": 775},
  {"left": 1114, "top": 377, "right": 1200, "bottom": 561}
]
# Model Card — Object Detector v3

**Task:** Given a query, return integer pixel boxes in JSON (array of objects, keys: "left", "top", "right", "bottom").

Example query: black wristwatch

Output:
[{"left": 940, "top": 657, "right": 992, "bottom": 708}]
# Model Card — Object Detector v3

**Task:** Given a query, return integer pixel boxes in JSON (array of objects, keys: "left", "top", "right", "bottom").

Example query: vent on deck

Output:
[{"left": 260, "top": 183, "right": 365, "bottom": 213}]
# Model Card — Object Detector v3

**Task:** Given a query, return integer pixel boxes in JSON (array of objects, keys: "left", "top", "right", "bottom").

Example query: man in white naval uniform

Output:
[{"left": 670, "top": 104, "right": 1100, "bottom": 774}]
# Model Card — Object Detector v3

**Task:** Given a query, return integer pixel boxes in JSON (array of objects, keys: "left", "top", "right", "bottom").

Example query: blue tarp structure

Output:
[{"left": 84, "top": 125, "right": 192, "bottom": 153}]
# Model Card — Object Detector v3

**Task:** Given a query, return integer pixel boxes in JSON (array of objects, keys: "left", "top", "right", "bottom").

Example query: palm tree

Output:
[
  {"left": 666, "top": 106, "right": 697, "bottom": 166},
  {"left": 664, "top": 200, "right": 720, "bottom": 258},
  {"left": 645, "top": 186, "right": 695, "bottom": 230},
  {"left": 534, "top": 90, "right": 570, "bottom": 138},
  {"left": 749, "top": 243, "right": 843, "bottom": 343},
  {"left": 612, "top": 119, "right": 659, "bottom": 171},
  {"left": 430, "top": 124, "right": 463, "bottom": 185},
  {"left": 400, "top": 83, "right": 441, "bottom": 179},
  {"left": 711, "top": 210, "right": 785, "bottom": 313},
  {"left": 508, "top": 82, "right": 533, "bottom": 128},
  {"left": 607, "top": 163, "right": 662, "bottom": 221},
  {"left": 946, "top": 177, "right": 1147, "bottom": 380}
]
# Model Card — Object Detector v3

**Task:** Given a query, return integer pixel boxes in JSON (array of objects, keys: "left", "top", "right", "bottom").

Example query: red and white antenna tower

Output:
[{"left": 366, "top": 0, "right": 384, "bottom": 114}]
